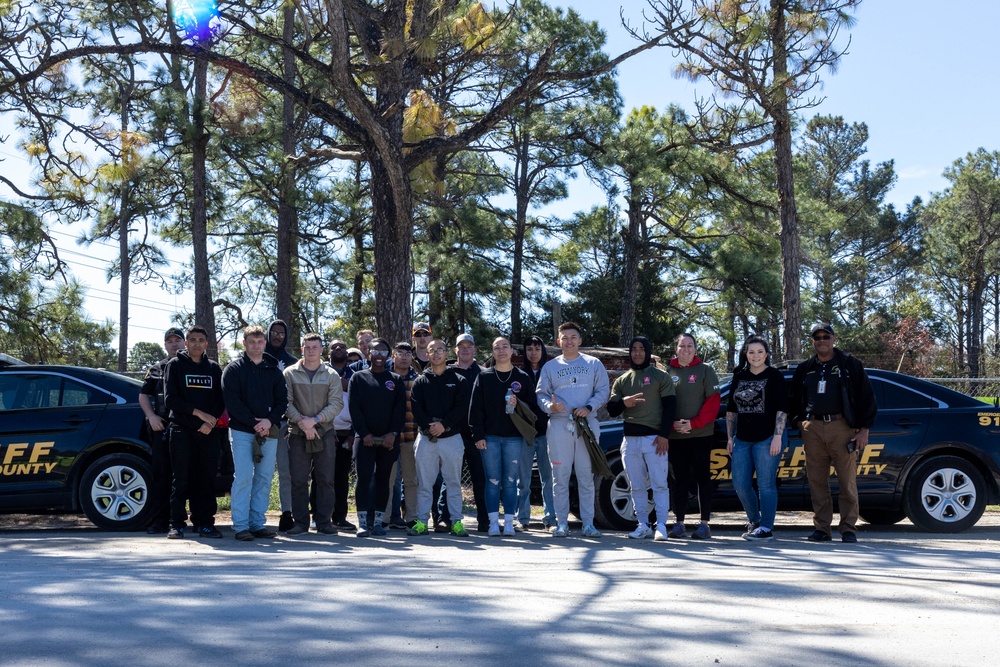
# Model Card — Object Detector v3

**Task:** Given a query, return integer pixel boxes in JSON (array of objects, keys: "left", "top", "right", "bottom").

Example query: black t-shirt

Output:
[
  {"left": 726, "top": 366, "right": 788, "bottom": 442},
  {"left": 140, "top": 358, "right": 171, "bottom": 418},
  {"left": 802, "top": 360, "right": 845, "bottom": 416}
]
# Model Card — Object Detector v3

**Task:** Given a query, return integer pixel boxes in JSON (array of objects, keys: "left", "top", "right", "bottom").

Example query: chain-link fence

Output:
[{"left": 922, "top": 378, "right": 1000, "bottom": 401}]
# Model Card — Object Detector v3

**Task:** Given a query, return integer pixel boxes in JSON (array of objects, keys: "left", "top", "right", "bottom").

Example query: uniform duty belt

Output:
[{"left": 806, "top": 413, "right": 842, "bottom": 422}]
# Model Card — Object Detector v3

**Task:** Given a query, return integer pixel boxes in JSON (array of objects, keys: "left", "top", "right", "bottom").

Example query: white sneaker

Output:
[
  {"left": 653, "top": 524, "right": 668, "bottom": 541},
  {"left": 628, "top": 524, "right": 653, "bottom": 539},
  {"left": 581, "top": 524, "right": 602, "bottom": 538},
  {"left": 552, "top": 524, "right": 569, "bottom": 538},
  {"left": 488, "top": 519, "right": 501, "bottom": 537}
]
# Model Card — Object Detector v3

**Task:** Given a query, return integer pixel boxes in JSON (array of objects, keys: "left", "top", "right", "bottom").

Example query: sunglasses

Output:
[
  {"left": 812, "top": 335, "right": 833, "bottom": 341},
  {"left": 370, "top": 349, "right": 390, "bottom": 357},
  {"left": 413, "top": 331, "right": 430, "bottom": 337}
]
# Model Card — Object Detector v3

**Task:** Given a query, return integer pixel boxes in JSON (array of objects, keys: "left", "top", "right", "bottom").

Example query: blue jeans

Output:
[
  {"left": 480, "top": 436, "right": 523, "bottom": 515},
  {"left": 517, "top": 435, "right": 553, "bottom": 523},
  {"left": 230, "top": 429, "right": 277, "bottom": 532},
  {"left": 731, "top": 434, "right": 785, "bottom": 530}
]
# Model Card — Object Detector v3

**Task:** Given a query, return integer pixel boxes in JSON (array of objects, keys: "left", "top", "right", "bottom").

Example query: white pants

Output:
[
  {"left": 414, "top": 433, "right": 464, "bottom": 524},
  {"left": 621, "top": 435, "right": 670, "bottom": 525},
  {"left": 548, "top": 416, "right": 599, "bottom": 526}
]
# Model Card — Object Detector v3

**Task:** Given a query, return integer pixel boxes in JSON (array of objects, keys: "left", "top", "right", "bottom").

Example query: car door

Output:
[
  {"left": 854, "top": 376, "right": 935, "bottom": 500},
  {"left": 0, "top": 372, "right": 110, "bottom": 496}
]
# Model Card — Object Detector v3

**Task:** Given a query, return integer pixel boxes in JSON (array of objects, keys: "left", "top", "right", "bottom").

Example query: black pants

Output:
[
  {"left": 148, "top": 426, "right": 173, "bottom": 528},
  {"left": 670, "top": 434, "right": 715, "bottom": 523},
  {"left": 168, "top": 425, "right": 221, "bottom": 529},
  {"left": 435, "top": 437, "right": 487, "bottom": 527},
  {"left": 355, "top": 439, "right": 399, "bottom": 518},
  {"left": 331, "top": 431, "right": 354, "bottom": 522}
]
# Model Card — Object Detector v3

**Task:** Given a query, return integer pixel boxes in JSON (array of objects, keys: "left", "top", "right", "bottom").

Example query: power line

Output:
[
  {"left": 49, "top": 229, "right": 187, "bottom": 268},
  {"left": 85, "top": 284, "right": 186, "bottom": 310}
]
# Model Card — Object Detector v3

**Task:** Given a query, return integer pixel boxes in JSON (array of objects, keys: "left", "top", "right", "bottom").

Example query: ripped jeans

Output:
[{"left": 479, "top": 435, "right": 524, "bottom": 516}]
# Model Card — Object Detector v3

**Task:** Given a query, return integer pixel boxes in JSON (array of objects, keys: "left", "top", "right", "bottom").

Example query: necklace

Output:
[{"left": 495, "top": 367, "right": 513, "bottom": 383}]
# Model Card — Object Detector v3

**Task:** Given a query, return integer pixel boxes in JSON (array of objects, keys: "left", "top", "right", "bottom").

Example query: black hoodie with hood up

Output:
[
  {"left": 521, "top": 335, "right": 550, "bottom": 436},
  {"left": 607, "top": 336, "right": 676, "bottom": 437},
  {"left": 265, "top": 319, "right": 298, "bottom": 370}
]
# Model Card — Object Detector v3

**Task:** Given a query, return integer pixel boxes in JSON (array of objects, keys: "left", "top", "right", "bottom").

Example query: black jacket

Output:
[
  {"left": 790, "top": 348, "right": 877, "bottom": 429},
  {"left": 410, "top": 367, "right": 471, "bottom": 439},
  {"left": 221, "top": 352, "right": 288, "bottom": 435},
  {"left": 469, "top": 366, "right": 538, "bottom": 442},
  {"left": 347, "top": 368, "right": 405, "bottom": 439},
  {"left": 163, "top": 350, "right": 225, "bottom": 431}
]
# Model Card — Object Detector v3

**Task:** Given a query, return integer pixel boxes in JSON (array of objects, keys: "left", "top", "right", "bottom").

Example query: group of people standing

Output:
[
  {"left": 139, "top": 317, "right": 876, "bottom": 544},
  {"left": 613, "top": 324, "right": 876, "bottom": 544},
  {"left": 138, "top": 320, "right": 608, "bottom": 540}
]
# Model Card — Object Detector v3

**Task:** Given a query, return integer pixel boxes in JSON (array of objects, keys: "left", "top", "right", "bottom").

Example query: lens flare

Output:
[{"left": 170, "top": 0, "right": 222, "bottom": 43}]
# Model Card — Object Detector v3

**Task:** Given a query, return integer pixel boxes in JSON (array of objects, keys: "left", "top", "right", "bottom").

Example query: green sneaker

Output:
[
  {"left": 407, "top": 520, "right": 429, "bottom": 536},
  {"left": 450, "top": 520, "right": 469, "bottom": 537}
]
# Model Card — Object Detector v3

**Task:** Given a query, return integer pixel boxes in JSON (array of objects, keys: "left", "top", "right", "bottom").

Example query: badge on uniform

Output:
[
  {"left": 511, "top": 381, "right": 522, "bottom": 393},
  {"left": 385, "top": 380, "right": 395, "bottom": 390},
  {"left": 818, "top": 380, "right": 826, "bottom": 394},
  {"left": 688, "top": 374, "right": 696, "bottom": 383}
]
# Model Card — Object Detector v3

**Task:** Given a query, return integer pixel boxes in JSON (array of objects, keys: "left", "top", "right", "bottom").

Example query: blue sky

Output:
[
  {"left": 565, "top": 0, "right": 1000, "bottom": 209},
  {"left": 4, "top": 1, "right": 998, "bottom": 349}
]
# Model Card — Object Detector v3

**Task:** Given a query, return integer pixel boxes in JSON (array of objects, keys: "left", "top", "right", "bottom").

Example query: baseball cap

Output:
[
  {"left": 456, "top": 333, "right": 475, "bottom": 345},
  {"left": 810, "top": 323, "right": 835, "bottom": 337},
  {"left": 164, "top": 327, "right": 185, "bottom": 341}
]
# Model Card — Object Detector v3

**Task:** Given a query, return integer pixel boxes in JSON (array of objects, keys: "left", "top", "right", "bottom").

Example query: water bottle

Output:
[{"left": 505, "top": 388, "right": 515, "bottom": 414}]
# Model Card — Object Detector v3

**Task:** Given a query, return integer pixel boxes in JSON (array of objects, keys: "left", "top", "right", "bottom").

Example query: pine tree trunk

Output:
[
  {"left": 191, "top": 55, "right": 217, "bottom": 355},
  {"left": 771, "top": 0, "right": 802, "bottom": 361},
  {"left": 618, "top": 196, "right": 641, "bottom": 346},
  {"left": 117, "top": 83, "right": 132, "bottom": 372},
  {"left": 276, "top": 2, "right": 298, "bottom": 340}
]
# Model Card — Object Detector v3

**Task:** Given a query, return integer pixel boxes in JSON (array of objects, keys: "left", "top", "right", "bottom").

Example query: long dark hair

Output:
[{"left": 736, "top": 335, "right": 771, "bottom": 372}]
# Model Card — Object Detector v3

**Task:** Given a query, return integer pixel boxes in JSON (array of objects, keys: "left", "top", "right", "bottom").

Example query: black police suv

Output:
[{"left": 0, "top": 365, "right": 154, "bottom": 530}]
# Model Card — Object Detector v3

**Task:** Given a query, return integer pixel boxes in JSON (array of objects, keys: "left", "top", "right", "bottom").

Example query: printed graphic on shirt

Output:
[
  {"left": 185, "top": 374, "right": 213, "bottom": 389},
  {"left": 556, "top": 365, "right": 590, "bottom": 378},
  {"left": 687, "top": 374, "right": 697, "bottom": 383},
  {"left": 642, "top": 376, "right": 651, "bottom": 385},
  {"left": 511, "top": 381, "right": 522, "bottom": 393},
  {"left": 385, "top": 380, "right": 396, "bottom": 391},
  {"left": 733, "top": 379, "right": 767, "bottom": 414}
]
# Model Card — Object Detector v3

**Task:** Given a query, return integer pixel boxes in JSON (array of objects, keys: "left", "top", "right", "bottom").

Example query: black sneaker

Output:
[
  {"left": 167, "top": 527, "right": 184, "bottom": 539},
  {"left": 146, "top": 524, "right": 169, "bottom": 535},
  {"left": 335, "top": 518, "right": 356, "bottom": 531},
  {"left": 388, "top": 519, "right": 408, "bottom": 530},
  {"left": 196, "top": 526, "right": 224, "bottom": 539},
  {"left": 842, "top": 532, "right": 858, "bottom": 543},
  {"left": 278, "top": 511, "right": 295, "bottom": 532},
  {"left": 807, "top": 529, "right": 832, "bottom": 542},
  {"left": 251, "top": 528, "right": 277, "bottom": 538},
  {"left": 434, "top": 521, "right": 451, "bottom": 534},
  {"left": 234, "top": 530, "right": 254, "bottom": 542},
  {"left": 744, "top": 527, "right": 774, "bottom": 541}
]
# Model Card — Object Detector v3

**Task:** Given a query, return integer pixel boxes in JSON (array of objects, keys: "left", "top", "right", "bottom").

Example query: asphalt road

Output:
[{"left": 2, "top": 512, "right": 1000, "bottom": 666}]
